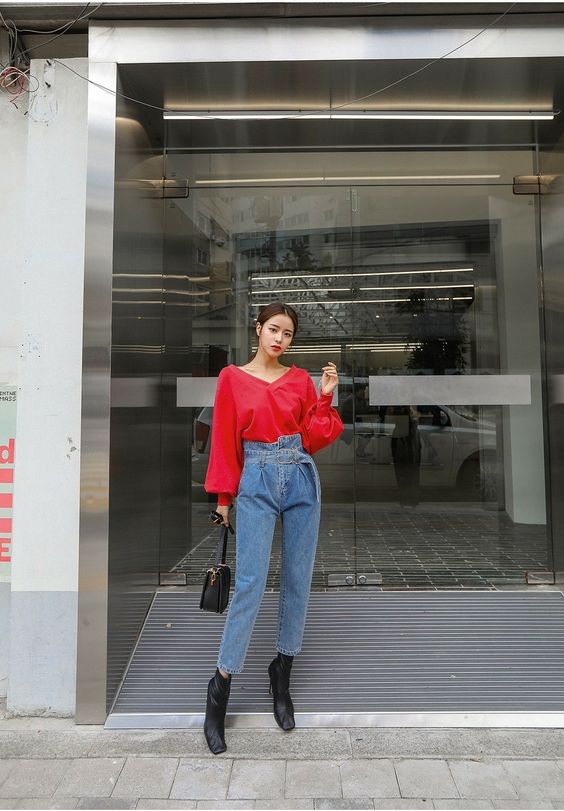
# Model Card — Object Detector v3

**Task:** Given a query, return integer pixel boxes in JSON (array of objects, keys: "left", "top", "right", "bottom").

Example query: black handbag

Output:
[{"left": 200, "top": 514, "right": 234, "bottom": 614}]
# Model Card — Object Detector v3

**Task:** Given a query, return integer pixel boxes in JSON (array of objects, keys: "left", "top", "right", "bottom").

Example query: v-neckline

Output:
[{"left": 232, "top": 363, "right": 296, "bottom": 386}]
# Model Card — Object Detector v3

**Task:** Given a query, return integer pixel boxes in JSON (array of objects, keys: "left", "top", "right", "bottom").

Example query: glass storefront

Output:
[{"left": 158, "top": 148, "right": 549, "bottom": 590}]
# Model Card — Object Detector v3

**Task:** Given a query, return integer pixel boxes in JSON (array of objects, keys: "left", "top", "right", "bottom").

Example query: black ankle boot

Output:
[
  {"left": 268, "top": 652, "right": 295, "bottom": 731},
  {"left": 204, "top": 667, "right": 232, "bottom": 754}
]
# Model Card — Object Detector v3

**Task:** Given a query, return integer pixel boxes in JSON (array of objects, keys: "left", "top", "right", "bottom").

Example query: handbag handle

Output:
[{"left": 214, "top": 520, "right": 234, "bottom": 567}]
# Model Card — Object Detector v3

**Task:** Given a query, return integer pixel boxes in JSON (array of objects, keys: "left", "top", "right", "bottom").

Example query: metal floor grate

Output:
[{"left": 106, "top": 590, "right": 564, "bottom": 728}]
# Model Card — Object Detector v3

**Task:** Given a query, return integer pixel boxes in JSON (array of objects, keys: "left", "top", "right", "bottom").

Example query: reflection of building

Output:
[{"left": 2, "top": 6, "right": 564, "bottom": 727}]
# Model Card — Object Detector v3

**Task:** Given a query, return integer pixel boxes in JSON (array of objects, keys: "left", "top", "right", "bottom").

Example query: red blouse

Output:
[{"left": 204, "top": 363, "right": 344, "bottom": 506}]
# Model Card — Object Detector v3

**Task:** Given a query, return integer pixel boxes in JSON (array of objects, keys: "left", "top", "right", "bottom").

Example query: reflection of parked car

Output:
[
  {"left": 191, "top": 374, "right": 498, "bottom": 499},
  {"left": 330, "top": 377, "right": 498, "bottom": 496}
]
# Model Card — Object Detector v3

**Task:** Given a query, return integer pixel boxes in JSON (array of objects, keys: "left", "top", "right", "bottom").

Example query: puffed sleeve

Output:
[
  {"left": 301, "top": 374, "right": 345, "bottom": 455},
  {"left": 204, "top": 368, "right": 243, "bottom": 507}
]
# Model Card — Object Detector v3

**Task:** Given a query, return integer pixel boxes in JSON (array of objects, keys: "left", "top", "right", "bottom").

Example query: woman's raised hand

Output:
[{"left": 320, "top": 361, "right": 339, "bottom": 396}]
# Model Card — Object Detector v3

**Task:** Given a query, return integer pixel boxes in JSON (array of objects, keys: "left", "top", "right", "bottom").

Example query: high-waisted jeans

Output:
[{"left": 217, "top": 432, "right": 321, "bottom": 674}]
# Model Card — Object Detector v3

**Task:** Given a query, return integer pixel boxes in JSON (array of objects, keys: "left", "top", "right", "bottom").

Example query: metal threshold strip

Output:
[{"left": 105, "top": 591, "right": 564, "bottom": 729}]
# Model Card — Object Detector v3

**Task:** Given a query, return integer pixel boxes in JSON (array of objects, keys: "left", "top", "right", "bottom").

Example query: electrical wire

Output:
[
  {"left": 15, "top": 2, "right": 105, "bottom": 34},
  {"left": 0, "top": 64, "right": 40, "bottom": 105},
  {"left": 7, "top": 3, "right": 105, "bottom": 61},
  {"left": 0, "top": 2, "right": 103, "bottom": 104}
]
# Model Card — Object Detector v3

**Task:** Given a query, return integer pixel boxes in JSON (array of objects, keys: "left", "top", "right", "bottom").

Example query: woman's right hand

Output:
[{"left": 216, "top": 504, "right": 231, "bottom": 526}]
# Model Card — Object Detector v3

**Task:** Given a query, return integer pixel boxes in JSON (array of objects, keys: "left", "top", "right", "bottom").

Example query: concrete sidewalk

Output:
[{"left": 1, "top": 708, "right": 564, "bottom": 810}]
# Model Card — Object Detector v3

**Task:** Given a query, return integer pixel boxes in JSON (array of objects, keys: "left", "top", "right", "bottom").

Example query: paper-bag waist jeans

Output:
[{"left": 217, "top": 432, "right": 321, "bottom": 674}]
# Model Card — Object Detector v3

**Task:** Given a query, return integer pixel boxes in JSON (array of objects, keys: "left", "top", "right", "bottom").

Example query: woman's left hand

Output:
[{"left": 320, "top": 361, "right": 339, "bottom": 396}]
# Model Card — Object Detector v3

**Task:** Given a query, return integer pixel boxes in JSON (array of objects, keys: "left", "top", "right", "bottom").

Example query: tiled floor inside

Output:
[{"left": 173, "top": 503, "right": 549, "bottom": 590}]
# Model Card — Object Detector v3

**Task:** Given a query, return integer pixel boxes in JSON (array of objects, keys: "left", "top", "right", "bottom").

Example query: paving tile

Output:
[
  {"left": 0, "top": 759, "right": 71, "bottom": 798},
  {"left": 227, "top": 759, "right": 285, "bottom": 800},
  {"left": 0, "top": 803, "right": 16, "bottom": 810},
  {"left": 90, "top": 730, "right": 351, "bottom": 760},
  {"left": 255, "top": 802, "right": 314, "bottom": 809},
  {"left": 314, "top": 801, "right": 374, "bottom": 809},
  {"left": 112, "top": 757, "right": 178, "bottom": 799},
  {"left": 13, "top": 800, "right": 79, "bottom": 809},
  {"left": 226, "top": 730, "right": 352, "bottom": 761},
  {"left": 0, "top": 762, "right": 16, "bottom": 787},
  {"left": 340, "top": 761, "right": 399, "bottom": 799},
  {"left": 76, "top": 800, "right": 137, "bottom": 809},
  {"left": 89, "top": 732, "right": 206, "bottom": 759},
  {"left": 500, "top": 760, "right": 564, "bottom": 800},
  {"left": 0, "top": 733, "right": 94, "bottom": 760},
  {"left": 394, "top": 759, "right": 459, "bottom": 798},
  {"left": 433, "top": 802, "right": 493, "bottom": 809},
  {"left": 136, "top": 802, "right": 197, "bottom": 809},
  {"left": 350, "top": 729, "right": 564, "bottom": 760},
  {"left": 170, "top": 758, "right": 232, "bottom": 800},
  {"left": 195, "top": 803, "right": 255, "bottom": 809},
  {"left": 491, "top": 802, "right": 554, "bottom": 809},
  {"left": 448, "top": 761, "right": 518, "bottom": 800},
  {"left": 54, "top": 758, "right": 125, "bottom": 798},
  {"left": 286, "top": 762, "right": 341, "bottom": 799},
  {"left": 371, "top": 801, "right": 433, "bottom": 809}
]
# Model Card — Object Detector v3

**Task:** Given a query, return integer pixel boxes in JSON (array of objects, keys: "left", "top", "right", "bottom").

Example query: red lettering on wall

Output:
[
  {"left": 0, "top": 439, "right": 14, "bottom": 464},
  {"left": 0, "top": 541, "right": 10, "bottom": 562},
  {"left": 0, "top": 518, "right": 11, "bottom": 534},
  {"left": 0, "top": 494, "right": 12, "bottom": 508},
  {"left": 0, "top": 469, "right": 13, "bottom": 483}
]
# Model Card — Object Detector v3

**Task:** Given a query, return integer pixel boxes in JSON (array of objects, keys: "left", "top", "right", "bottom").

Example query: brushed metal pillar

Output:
[{"left": 76, "top": 61, "right": 117, "bottom": 724}]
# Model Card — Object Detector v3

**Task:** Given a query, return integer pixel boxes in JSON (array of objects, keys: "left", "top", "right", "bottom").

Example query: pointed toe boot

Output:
[
  {"left": 268, "top": 652, "right": 296, "bottom": 731},
  {"left": 204, "top": 667, "right": 232, "bottom": 754}
]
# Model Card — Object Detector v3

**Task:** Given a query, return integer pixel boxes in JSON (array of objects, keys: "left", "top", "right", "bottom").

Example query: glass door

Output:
[
  {"left": 162, "top": 176, "right": 356, "bottom": 589},
  {"left": 349, "top": 177, "right": 550, "bottom": 588}
]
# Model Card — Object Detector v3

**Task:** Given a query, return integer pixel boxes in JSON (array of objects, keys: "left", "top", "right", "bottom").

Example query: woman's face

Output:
[{"left": 257, "top": 314, "right": 295, "bottom": 358}]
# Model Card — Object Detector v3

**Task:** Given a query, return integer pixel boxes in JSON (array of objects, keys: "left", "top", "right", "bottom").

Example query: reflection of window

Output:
[
  {"left": 196, "top": 247, "right": 210, "bottom": 266},
  {"left": 197, "top": 213, "right": 210, "bottom": 235}
]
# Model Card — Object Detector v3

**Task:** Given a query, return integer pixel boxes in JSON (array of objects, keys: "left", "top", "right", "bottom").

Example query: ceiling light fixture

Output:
[
  {"left": 195, "top": 174, "right": 500, "bottom": 185},
  {"left": 164, "top": 110, "right": 555, "bottom": 121}
]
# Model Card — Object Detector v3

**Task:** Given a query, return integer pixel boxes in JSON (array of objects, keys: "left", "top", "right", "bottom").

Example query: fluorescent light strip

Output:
[
  {"left": 251, "top": 283, "right": 473, "bottom": 295},
  {"left": 195, "top": 174, "right": 499, "bottom": 184},
  {"left": 165, "top": 110, "right": 554, "bottom": 121},
  {"left": 254, "top": 268, "right": 474, "bottom": 281},
  {"left": 253, "top": 297, "right": 473, "bottom": 305}
]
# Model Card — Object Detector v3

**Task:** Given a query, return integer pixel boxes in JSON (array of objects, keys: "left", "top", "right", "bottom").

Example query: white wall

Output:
[
  {"left": 0, "top": 53, "right": 88, "bottom": 715},
  {"left": 0, "top": 31, "right": 27, "bottom": 698}
]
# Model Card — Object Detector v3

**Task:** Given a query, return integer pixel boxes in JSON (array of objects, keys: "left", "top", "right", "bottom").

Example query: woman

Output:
[{"left": 202, "top": 301, "right": 344, "bottom": 755}]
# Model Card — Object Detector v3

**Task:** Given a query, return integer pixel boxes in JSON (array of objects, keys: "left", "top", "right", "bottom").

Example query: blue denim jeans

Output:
[{"left": 217, "top": 432, "right": 321, "bottom": 674}]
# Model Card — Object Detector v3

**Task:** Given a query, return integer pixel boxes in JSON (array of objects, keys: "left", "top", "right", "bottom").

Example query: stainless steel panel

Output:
[
  {"left": 106, "top": 710, "right": 564, "bottom": 729},
  {"left": 76, "top": 61, "right": 117, "bottom": 725},
  {"left": 105, "top": 590, "right": 564, "bottom": 725},
  {"left": 89, "top": 16, "right": 564, "bottom": 64},
  {"left": 114, "top": 56, "right": 564, "bottom": 152}
]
